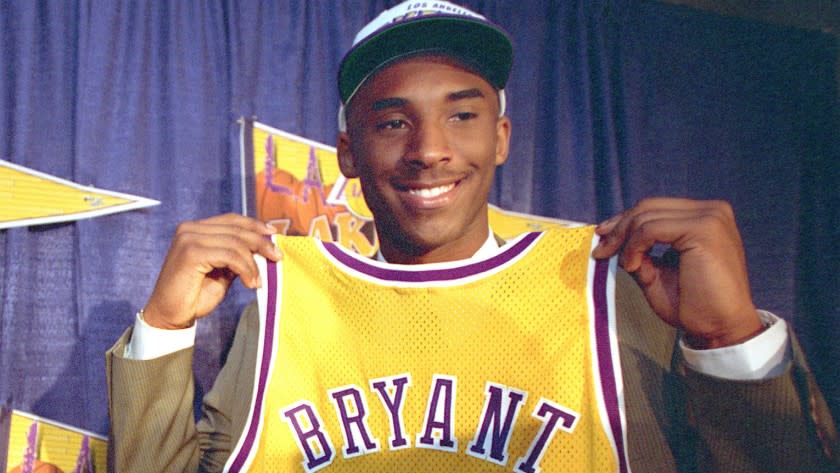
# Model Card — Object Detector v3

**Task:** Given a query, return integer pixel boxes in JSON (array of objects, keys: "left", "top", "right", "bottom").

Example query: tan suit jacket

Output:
[{"left": 107, "top": 271, "right": 838, "bottom": 472}]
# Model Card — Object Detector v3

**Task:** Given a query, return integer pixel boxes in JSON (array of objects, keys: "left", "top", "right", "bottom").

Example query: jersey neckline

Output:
[{"left": 317, "top": 231, "right": 543, "bottom": 284}]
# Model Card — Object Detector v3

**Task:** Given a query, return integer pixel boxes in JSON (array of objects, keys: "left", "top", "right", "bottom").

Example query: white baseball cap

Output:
[{"left": 337, "top": 1, "right": 512, "bottom": 131}]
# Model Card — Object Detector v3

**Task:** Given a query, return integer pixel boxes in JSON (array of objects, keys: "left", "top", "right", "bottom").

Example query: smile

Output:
[{"left": 407, "top": 183, "right": 456, "bottom": 198}]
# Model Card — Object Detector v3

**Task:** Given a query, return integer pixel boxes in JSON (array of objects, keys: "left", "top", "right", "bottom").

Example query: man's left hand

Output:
[{"left": 592, "top": 197, "right": 764, "bottom": 349}]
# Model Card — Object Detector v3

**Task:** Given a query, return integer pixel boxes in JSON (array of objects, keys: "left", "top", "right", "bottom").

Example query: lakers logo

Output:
[{"left": 326, "top": 175, "right": 372, "bottom": 220}]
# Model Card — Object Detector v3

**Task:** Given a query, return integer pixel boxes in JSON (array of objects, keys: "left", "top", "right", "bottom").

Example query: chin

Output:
[
  {"left": 395, "top": 232, "right": 446, "bottom": 255},
  {"left": 382, "top": 224, "right": 449, "bottom": 256}
]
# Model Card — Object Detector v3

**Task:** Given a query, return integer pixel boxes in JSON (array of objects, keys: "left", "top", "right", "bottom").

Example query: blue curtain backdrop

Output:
[{"left": 0, "top": 0, "right": 837, "bottom": 436}]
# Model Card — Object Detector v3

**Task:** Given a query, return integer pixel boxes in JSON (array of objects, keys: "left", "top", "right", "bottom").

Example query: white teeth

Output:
[{"left": 408, "top": 183, "right": 455, "bottom": 198}]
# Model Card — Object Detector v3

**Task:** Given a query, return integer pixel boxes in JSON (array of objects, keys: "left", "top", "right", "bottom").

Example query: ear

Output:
[
  {"left": 337, "top": 132, "right": 359, "bottom": 178},
  {"left": 494, "top": 116, "right": 511, "bottom": 166}
]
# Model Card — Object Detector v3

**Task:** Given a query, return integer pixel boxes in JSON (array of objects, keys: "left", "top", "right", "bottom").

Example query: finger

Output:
[
  {"left": 621, "top": 202, "right": 742, "bottom": 268},
  {"left": 595, "top": 212, "right": 623, "bottom": 235},
  {"left": 620, "top": 216, "right": 699, "bottom": 271},
  {"left": 593, "top": 199, "right": 698, "bottom": 257},
  {"left": 632, "top": 253, "right": 658, "bottom": 286},
  {"left": 629, "top": 254, "right": 680, "bottom": 323},
  {"left": 593, "top": 207, "right": 703, "bottom": 259},
  {"left": 172, "top": 232, "right": 277, "bottom": 288},
  {"left": 628, "top": 197, "right": 721, "bottom": 214},
  {"left": 174, "top": 221, "right": 283, "bottom": 263},
  {"left": 592, "top": 217, "right": 623, "bottom": 259},
  {"left": 194, "top": 240, "right": 264, "bottom": 288},
  {"left": 592, "top": 209, "right": 630, "bottom": 259},
  {"left": 597, "top": 198, "right": 721, "bottom": 234}
]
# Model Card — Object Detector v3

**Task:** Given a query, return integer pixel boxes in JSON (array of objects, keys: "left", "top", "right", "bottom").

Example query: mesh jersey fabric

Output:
[{"left": 226, "top": 226, "right": 628, "bottom": 473}]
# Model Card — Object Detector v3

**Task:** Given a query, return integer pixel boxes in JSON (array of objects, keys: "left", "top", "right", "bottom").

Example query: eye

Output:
[
  {"left": 375, "top": 119, "right": 408, "bottom": 131},
  {"left": 450, "top": 111, "right": 477, "bottom": 122}
]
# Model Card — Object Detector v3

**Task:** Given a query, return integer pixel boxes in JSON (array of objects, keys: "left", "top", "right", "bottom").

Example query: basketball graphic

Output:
[{"left": 8, "top": 459, "right": 66, "bottom": 473}]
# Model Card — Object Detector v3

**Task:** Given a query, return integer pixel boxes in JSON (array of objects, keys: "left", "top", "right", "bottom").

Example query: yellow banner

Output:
[
  {"left": 0, "top": 160, "right": 159, "bottom": 229},
  {"left": 2, "top": 409, "right": 106, "bottom": 473},
  {"left": 242, "top": 120, "right": 581, "bottom": 256}
]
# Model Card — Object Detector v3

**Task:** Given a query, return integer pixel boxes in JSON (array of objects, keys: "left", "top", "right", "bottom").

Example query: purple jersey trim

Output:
[
  {"left": 228, "top": 258, "right": 279, "bottom": 471},
  {"left": 593, "top": 259, "right": 629, "bottom": 473},
  {"left": 321, "top": 232, "right": 541, "bottom": 282}
]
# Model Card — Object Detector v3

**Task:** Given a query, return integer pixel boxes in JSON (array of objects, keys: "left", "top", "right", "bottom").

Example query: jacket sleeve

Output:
[
  {"left": 106, "top": 303, "right": 260, "bottom": 473},
  {"left": 196, "top": 302, "right": 260, "bottom": 472},
  {"left": 615, "top": 269, "right": 838, "bottom": 472},
  {"left": 106, "top": 328, "right": 200, "bottom": 473},
  {"left": 680, "top": 330, "right": 838, "bottom": 472}
]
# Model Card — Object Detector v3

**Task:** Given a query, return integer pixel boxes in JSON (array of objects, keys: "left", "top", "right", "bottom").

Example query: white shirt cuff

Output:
[
  {"left": 124, "top": 311, "right": 197, "bottom": 360},
  {"left": 680, "top": 310, "right": 790, "bottom": 380}
]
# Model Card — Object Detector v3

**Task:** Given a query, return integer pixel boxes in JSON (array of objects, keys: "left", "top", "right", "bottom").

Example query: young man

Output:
[{"left": 108, "top": 2, "right": 837, "bottom": 472}]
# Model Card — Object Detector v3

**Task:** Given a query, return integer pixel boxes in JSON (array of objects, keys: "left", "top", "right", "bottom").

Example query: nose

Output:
[{"left": 403, "top": 120, "right": 451, "bottom": 169}]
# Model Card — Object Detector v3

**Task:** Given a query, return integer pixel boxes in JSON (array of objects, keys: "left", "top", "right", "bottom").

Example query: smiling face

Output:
[{"left": 338, "top": 55, "right": 511, "bottom": 264}]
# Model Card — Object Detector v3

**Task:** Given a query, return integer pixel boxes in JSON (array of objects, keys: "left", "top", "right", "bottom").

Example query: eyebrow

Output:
[
  {"left": 370, "top": 88, "right": 486, "bottom": 112},
  {"left": 447, "top": 88, "right": 485, "bottom": 101},
  {"left": 372, "top": 97, "right": 407, "bottom": 111}
]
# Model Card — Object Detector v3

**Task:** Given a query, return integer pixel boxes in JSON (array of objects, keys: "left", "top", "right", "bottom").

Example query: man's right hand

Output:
[{"left": 142, "top": 213, "right": 281, "bottom": 329}]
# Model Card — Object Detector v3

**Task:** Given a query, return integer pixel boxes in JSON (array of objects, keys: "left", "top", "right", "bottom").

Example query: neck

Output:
[{"left": 377, "top": 230, "right": 492, "bottom": 265}]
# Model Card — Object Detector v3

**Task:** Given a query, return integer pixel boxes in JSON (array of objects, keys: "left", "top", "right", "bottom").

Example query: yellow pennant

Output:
[
  {"left": 0, "top": 160, "right": 159, "bottom": 229},
  {"left": 244, "top": 120, "right": 582, "bottom": 258}
]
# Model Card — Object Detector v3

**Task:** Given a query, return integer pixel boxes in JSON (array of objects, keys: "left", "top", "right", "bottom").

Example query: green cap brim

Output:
[{"left": 338, "top": 16, "right": 513, "bottom": 104}]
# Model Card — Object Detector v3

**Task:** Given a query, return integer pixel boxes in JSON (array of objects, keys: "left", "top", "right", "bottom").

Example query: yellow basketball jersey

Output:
[{"left": 225, "top": 226, "right": 629, "bottom": 472}]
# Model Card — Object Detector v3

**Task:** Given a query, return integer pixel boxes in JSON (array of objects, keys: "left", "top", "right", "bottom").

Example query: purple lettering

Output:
[
  {"left": 416, "top": 374, "right": 458, "bottom": 452},
  {"left": 514, "top": 398, "right": 579, "bottom": 473},
  {"left": 370, "top": 374, "right": 412, "bottom": 449},
  {"left": 281, "top": 402, "right": 335, "bottom": 472},
  {"left": 327, "top": 385, "right": 380, "bottom": 458},
  {"left": 467, "top": 382, "right": 527, "bottom": 465}
]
